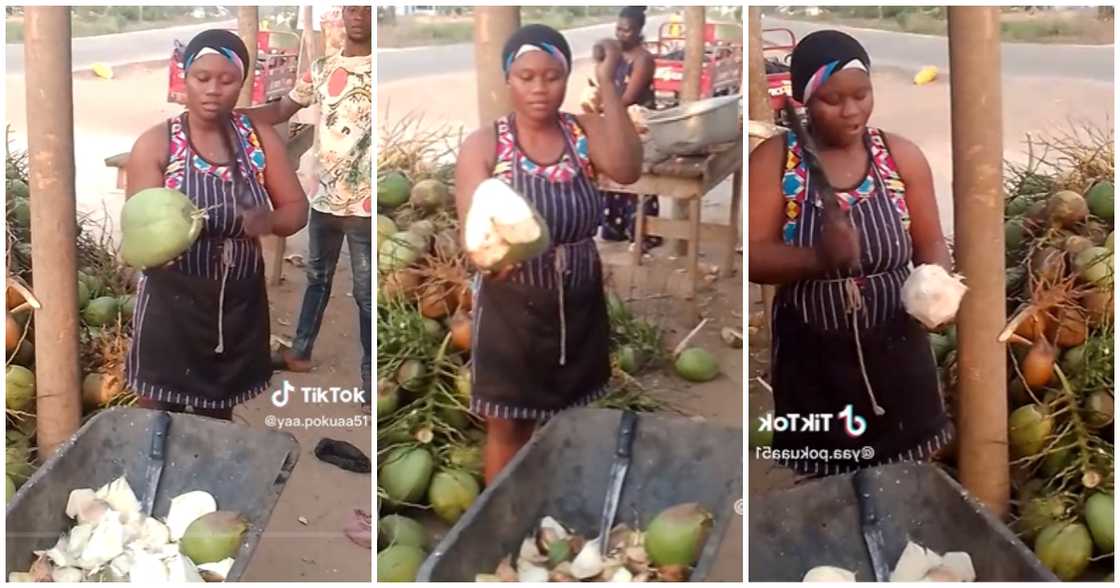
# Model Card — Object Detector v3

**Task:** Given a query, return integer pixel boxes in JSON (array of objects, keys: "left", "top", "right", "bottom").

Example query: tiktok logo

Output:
[
  {"left": 838, "top": 404, "right": 867, "bottom": 438},
  {"left": 272, "top": 381, "right": 295, "bottom": 408}
]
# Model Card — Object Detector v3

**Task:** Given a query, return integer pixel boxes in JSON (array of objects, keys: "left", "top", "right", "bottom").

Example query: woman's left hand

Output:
[
  {"left": 594, "top": 38, "right": 624, "bottom": 83},
  {"left": 241, "top": 207, "right": 274, "bottom": 238}
]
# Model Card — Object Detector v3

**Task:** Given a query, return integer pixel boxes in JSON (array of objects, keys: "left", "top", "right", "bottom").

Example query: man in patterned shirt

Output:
[{"left": 244, "top": 5, "right": 372, "bottom": 405}]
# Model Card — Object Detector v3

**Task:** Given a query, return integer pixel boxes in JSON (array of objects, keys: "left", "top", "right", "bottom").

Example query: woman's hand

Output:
[
  {"left": 594, "top": 39, "right": 624, "bottom": 85},
  {"left": 487, "top": 263, "right": 522, "bottom": 281},
  {"left": 817, "top": 211, "right": 862, "bottom": 272},
  {"left": 241, "top": 206, "right": 275, "bottom": 238}
]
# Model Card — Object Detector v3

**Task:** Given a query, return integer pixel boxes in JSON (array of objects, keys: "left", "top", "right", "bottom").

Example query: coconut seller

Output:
[
  {"left": 455, "top": 25, "right": 643, "bottom": 483},
  {"left": 600, "top": 6, "right": 661, "bottom": 251},
  {"left": 747, "top": 31, "right": 955, "bottom": 476},
  {"left": 244, "top": 5, "right": 373, "bottom": 409},
  {"left": 123, "top": 30, "right": 309, "bottom": 420}
]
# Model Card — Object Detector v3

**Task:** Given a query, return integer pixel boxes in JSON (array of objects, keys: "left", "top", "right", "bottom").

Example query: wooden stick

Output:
[{"left": 673, "top": 318, "right": 709, "bottom": 357}]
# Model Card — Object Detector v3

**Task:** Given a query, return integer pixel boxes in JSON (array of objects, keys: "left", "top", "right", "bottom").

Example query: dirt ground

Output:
[
  {"left": 379, "top": 57, "right": 745, "bottom": 580},
  {"left": 746, "top": 46, "right": 1116, "bottom": 539},
  {"left": 6, "top": 63, "right": 372, "bottom": 581}
]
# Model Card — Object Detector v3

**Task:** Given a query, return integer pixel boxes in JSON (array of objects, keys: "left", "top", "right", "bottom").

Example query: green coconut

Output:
[
  {"left": 378, "top": 171, "right": 412, "bottom": 210},
  {"left": 6, "top": 365, "right": 34, "bottom": 412},
  {"left": 179, "top": 511, "right": 249, "bottom": 564},
  {"left": 427, "top": 469, "right": 480, "bottom": 525},
  {"left": 120, "top": 187, "right": 206, "bottom": 269},
  {"left": 1083, "top": 390, "right": 1114, "bottom": 430},
  {"left": 616, "top": 345, "right": 642, "bottom": 374},
  {"left": 1005, "top": 218, "right": 1028, "bottom": 251},
  {"left": 5, "top": 475, "right": 14, "bottom": 503},
  {"left": 645, "top": 502, "right": 713, "bottom": 568},
  {"left": 1041, "top": 433, "right": 1075, "bottom": 477},
  {"left": 409, "top": 219, "right": 437, "bottom": 239},
  {"left": 674, "top": 348, "right": 719, "bottom": 382},
  {"left": 378, "top": 515, "right": 428, "bottom": 550},
  {"left": 606, "top": 290, "right": 627, "bottom": 318},
  {"left": 9, "top": 197, "right": 30, "bottom": 227},
  {"left": 453, "top": 365, "right": 471, "bottom": 402},
  {"left": 1009, "top": 404, "right": 1053, "bottom": 459},
  {"left": 1073, "top": 246, "right": 1113, "bottom": 287},
  {"left": 77, "top": 271, "right": 104, "bottom": 297},
  {"left": 463, "top": 178, "right": 550, "bottom": 271},
  {"left": 82, "top": 296, "right": 121, "bottom": 326},
  {"left": 448, "top": 445, "right": 483, "bottom": 480},
  {"left": 377, "top": 381, "right": 400, "bottom": 418},
  {"left": 379, "top": 231, "right": 429, "bottom": 273},
  {"left": 377, "top": 545, "right": 426, "bottom": 582},
  {"left": 1007, "top": 195, "right": 1033, "bottom": 217},
  {"left": 421, "top": 318, "right": 445, "bottom": 339},
  {"left": 6, "top": 444, "right": 31, "bottom": 484},
  {"left": 1035, "top": 521, "right": 1093, "bottom": 581},
  {"left": 1019, "top": 173, "right": 1053, "bottom": 196},
  {"left": 410, "top": 179, "right": 451, "bottom": 212},
  {"left": 749, "top": 413, "right": 773, "bottom": 449},
  {"left": 1019, "top": 495, "right": 1067, "bottom": 541},
  {"left": 396, "top": 359, "right": 427, "bottom": 392},
  {"left": 377, "top": 215, "right": 398, "bottom": 246},
  {"left": 118, "top": 295, "right": 136, "bottom": 321},
  {"left": 1084, "top": 493, "right": 1113, "bottom": 554},
  {"left": 1046, "top": 190, "right": 1090, "bottom": 229},
  {"left": 77, "top": 281, "right": 91, "bottom": 309},
  {"left": 929, "top": 332, "right": 954, "bottom": 364},
  {"left": 1107, "top": 231, "right": 1114, "bottom": 251},
  {"left": 1086, "top": 181, "right": 1114, "bottom": 222},
  {"left": 379, "top": 446, "right": 435, "bottom": 506},
  {"left": 1060, "top": 344, "right": 1088, "bottom": 376}
]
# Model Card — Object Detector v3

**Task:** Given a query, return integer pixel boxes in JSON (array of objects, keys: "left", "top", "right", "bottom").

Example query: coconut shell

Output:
[
  {"left": 1049, "top": 307, "right": 1089, "bottom": 348},
  {"left": 82, "top": 372, "right": 123, "bottom": 410},
  {"left": 381, "top": 270, "right": 421, "bottom": 302},
  {"left": 6, "top": 313, "right": 20, "bottom": 353},
  {"left": 1030, "top": 247, "right": 1067, "bottom": 284},
  {"left": 1015, "top": 311, "right": 1053, "bottom": 341},
  {"left": 449, "top": 312, "right": 471, "bottom": 351},
  {"left": 1022, "top": 339, "right": 1057, "bottom": 390},
  {"left": 1079, "top": 289, "right": 1113, "bottom": 326},
  {"left": 419, "top": 288, "right": 455, "bottom": 319},
  {"left": 1045, "top": 191, "right": 1089, "bottom": 228}
]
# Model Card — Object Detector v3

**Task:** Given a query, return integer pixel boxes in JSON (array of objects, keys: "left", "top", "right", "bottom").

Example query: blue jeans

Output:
[{"left": 291, "top": 209, "right": 372, "bottom": 398}]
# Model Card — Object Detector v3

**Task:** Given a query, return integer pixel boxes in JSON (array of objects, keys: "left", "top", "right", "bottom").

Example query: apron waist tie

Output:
[
  {"left": 844, "top": 277, "right": 885, "bottom": 417},
  {"left": 215, "top": 243, "right": 233, "bottom": 354},
  {"left": 555, "top": 246, "right": 569, "bottom": 366}
]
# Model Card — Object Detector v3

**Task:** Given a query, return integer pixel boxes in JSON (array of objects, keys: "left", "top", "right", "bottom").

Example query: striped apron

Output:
[
  {"left": 770, "top": 128, "right": 954, "bottom": 477},
  {"left": 125, "top": 113, "right": 273, "bottom": 411},
  {"left": 469, "top": 113, "right": 612, "bottom": 421}
]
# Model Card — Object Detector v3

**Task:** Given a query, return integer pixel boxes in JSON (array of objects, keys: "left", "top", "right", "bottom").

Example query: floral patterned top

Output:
[
  {"left": 493, "top": 112, "right": 595, "bottom": 184},
  {"left": 164, "top": 112, "right": 265, "bottom": 191}
]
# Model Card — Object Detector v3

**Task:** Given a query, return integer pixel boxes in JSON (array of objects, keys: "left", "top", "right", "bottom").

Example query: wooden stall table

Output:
[{"left": 597, "top": 136, "right": 743, "bottom": 300}]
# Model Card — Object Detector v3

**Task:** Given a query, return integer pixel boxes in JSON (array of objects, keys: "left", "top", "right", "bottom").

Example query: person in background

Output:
[
  {"left": 125, "top": 30, "right": 308, "bottom": 420},
  {"left": 455, "top": 25, "right": 642, "bottom": 483},
  {"left": 748, "top": 31, "right": 954, "bottom": 477},
  {"left": 244, "top": 5, "right": 373, "bottom": 407}
]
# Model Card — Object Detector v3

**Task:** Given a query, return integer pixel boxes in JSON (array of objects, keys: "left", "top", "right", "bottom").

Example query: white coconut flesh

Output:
[
  {"left": 902, "top": 264, "right": 968, "bottom": 330},
  {"left": 464, "top": 179, "right": 549, "bottom": 270},
  {"left": 24, "top": 477, "right": 229, "bottom": 582}
]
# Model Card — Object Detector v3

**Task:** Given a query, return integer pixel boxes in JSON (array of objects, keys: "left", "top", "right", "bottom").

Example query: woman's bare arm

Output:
[
  {"left": 747, "top": 135, "right": 830, "bottom": 285},
  {"left": 618, "top": 51, "right": 655, "bottom": 107},
  {"left": 577, "top": 43, "right": 643, "bottom": 184},
  {"left": 453, "top": 128, "right": 497, "bottom": 224},
  {"left": 125, "top": 124, "right": 170, "bottom": 198},
  {"left": 885, "top": 132, "right": 952, "bottom": 270},
  {"left": 256, "top": 122, "right": 309, "bottom": 237}
]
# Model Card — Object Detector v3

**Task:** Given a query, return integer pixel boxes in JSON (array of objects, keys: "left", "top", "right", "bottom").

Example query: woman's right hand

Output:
[{"left": 816, "top": 212, "right": 862, "bottom": 272}]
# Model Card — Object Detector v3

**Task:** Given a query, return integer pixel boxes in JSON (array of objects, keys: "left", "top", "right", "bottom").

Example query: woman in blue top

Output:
[{"left": 455, "top": 25, "right": 642, "bottom": 483}]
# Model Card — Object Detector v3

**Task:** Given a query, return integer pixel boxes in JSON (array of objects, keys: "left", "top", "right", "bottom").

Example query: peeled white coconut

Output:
[
  {"left": 902, "top": 264, "right": 968, "bottom": 330},
  {"left": 68, "top": 524, "right": 95, "bottom": 559},
  {"left": 95, "top": 476, "right": 141, "bottom": 517},
  {"left": 611, "top": 566, "right": 635, "bottom": 582},
  {"left": 939, "top": 551, "right": 977, "bottom": 582},
  {"left": 129, "top": 550, "right": 169, "bottom": 583},
  {"left": 8, "top": 572, "right": 34, "bottom": 582},
  {"left": 570, "top": 537, "right": 606, "bottom": 580},
  {"left": 109, "top": 552, "right": 134, "bottom": 580},
  {"left": 37, "top": 535, "right": 74, "bottom": 568},
  {"left": 197, "top": 557, "right": 235, "bottom": 580},
  {"left": 50, "top": 567, "right": 83, "bottom": 583},
  {"left": 66, "top": 488, "right": 97, "bottom": 520},
  {"left": 539, "top": 515, "right": 570, "bottom": 541},
  {"left": 166, "top": 553, "right": 205, "bottom": 582},
  {"left": 802, "top": 565, "right": 857, "bottom": 581},
  {"left": 516, "top": 560, "right": 550, "bottom": 583},
  {"left": 518, "top": 535, "right": 547, "bottom": 565},
  {"left": 464, "top": 179, "right": 550, "bottom": 272},
  {"left": 79, "top": 511, "right": 126, "bottom": 567},
  {"left": 890, "top": 541, "right": 942, "bottom": 582},
  {"left": 166, "top": 490, "right": 218, "bottom": 541},
  {"left": 135, "top": 517, "right": 171, "bottom": 549}
]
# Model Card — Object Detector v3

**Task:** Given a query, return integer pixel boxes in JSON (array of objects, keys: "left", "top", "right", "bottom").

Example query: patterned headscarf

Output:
[
  {"left": 790, "top": 30, "right": 871, "bottom": 104},
  {"left": 501, "top": 24, "right": 572, "bottom": 78},
  {"left": 183, "top": 29, "right": 251, "bottom": 83}
]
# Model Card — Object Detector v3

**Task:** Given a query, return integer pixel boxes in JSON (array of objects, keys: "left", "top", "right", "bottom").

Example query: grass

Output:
[
  {"left": 777, "top": 7, "right": 1114, "bottom": 45},
  {"left": 378, "top": 12, "right": 619, "bottom": 49}
]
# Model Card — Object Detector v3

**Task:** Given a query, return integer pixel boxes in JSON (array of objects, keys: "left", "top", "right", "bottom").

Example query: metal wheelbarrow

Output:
[
  {"left": 748, "top": 462, "right": 1057, "bottom": 581},
  {"left": 416, "top": 408, "right": 743, "bottom": 581},
  {"left": 6, "top": 407, "right": 300, "bottom": 581}
]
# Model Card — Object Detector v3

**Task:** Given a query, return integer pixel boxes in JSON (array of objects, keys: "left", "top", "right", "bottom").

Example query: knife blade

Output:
[
  {"left": 853, "top": 468, "right": 891, "bottom": 581},
  {"left": 140, "top": 411, "right": 172, "bottom": 517},
  {"left": 598, "top": 410, "right": 638, "bottom": 557}
]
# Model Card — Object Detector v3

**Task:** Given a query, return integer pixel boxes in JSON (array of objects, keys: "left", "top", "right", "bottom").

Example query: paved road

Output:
[
  {"left": 377, "top": 15, "right": 674, "bottom": 83},
  {"left": 761, "top": 16, "right": 1113, "bottom": 81},
  {"left": 6, "top": 19, "right": 236, "bottom": 74}
]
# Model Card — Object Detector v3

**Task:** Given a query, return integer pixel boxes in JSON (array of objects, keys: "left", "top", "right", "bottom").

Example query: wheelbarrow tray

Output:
[
  {"left": 7, "top": 407, "right": 299, "bottom": 581},
  {"left": 417, "top": 408, "right": 742, "bottom": 581},
  {"left": 748, "top": 462, "right": 1057, "bottom": 581}
]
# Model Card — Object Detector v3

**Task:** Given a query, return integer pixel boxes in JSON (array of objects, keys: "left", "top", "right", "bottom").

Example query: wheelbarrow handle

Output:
[
  {"left": 149, "top": 411, "right": 171, "bottom": 461},
  {"left": 615, "top": 411, "right": 638, "bottom": 458}
]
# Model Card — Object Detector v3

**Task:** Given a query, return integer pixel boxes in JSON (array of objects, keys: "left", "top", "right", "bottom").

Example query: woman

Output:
[
  {"left": 601, "top": 6, "right": 661, "bottom": 249},
  {"left": 124, "top": 30, "right": 309, "bottom": 420},
  {"left": 455, "top": 25, "right": 642, "bottom": 483},
  {"left": 748, "top": 31, "right": 954, "bottom": 477}
]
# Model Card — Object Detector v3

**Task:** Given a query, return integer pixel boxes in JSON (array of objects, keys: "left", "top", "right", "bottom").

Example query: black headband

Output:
[
  {"left": 790, "top": 30, "right": 871, "bottom": 103},
  {"left": 183, "top": 29, "right": 251, "bottom": 82}
]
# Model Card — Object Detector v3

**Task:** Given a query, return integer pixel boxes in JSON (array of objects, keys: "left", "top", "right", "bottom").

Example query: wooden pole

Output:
[
  {"left": 24, "top": 6, "right": 82, "bottom": 458},
  {"left": 948, "top": 7, "right": 1009, "bottom": 518},
  {"left": 473, "top": 7, "right": 520, "bottom": 127},
  {"left": 747, "top": 7, "right": 777, "bottom": 342},
  {"left": 665, "top": 7, "right": 706, "bottom": 257},
  {"left": 237, "top": 7, "right": 259, "bottom": 108}
]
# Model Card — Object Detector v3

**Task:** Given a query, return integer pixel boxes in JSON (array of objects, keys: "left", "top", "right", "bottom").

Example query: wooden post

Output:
[
  {"left": 747, "top": 8, "right": 777, "bottom": 340},
  {"left": 474, "top": 7, "right": 520, "bottom": 127},
  {"left": 948, "top": 7, "right": 1009, "bottom": 518},
  {"left": 24, "top": 6, "right": 82, "bottom": 458},
  {"left": 669, "top": 7, "right": 706, "bottom": 256},
  {"left": 237, "top": 7, "right": 259, "bottom": 108}
]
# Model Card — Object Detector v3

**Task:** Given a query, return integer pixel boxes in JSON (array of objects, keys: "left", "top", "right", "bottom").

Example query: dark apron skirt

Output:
[
  {"left": 126, "top": 266, "right": 272, "bottom": 410},
  {"left": 770, "top": 304, "right": 954, "bottom": 477},
  {"left": 469, "top": 271, "right": 611, "bottom": 421}
]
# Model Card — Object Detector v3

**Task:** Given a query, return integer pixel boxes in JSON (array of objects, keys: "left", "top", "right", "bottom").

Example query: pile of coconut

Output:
[
  {"left": 9, "top": 476, "right": 246, "bottom": 583},
  {"left": 803, "top": 541, "right": 976, "bottom": 582}
]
